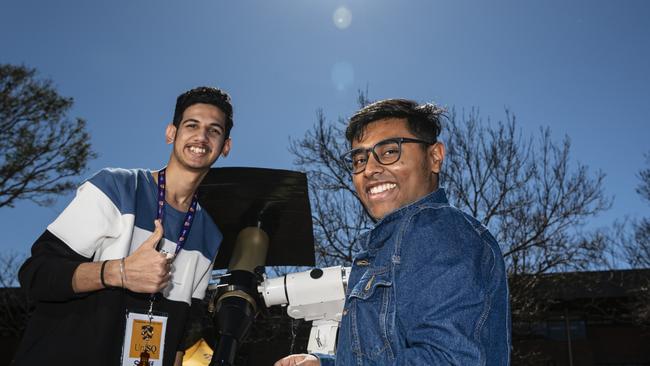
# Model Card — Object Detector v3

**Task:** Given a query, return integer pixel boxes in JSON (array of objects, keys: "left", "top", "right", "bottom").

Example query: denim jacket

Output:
[{"left": 319, "top": 188, "right": 510, "bottom": 365}]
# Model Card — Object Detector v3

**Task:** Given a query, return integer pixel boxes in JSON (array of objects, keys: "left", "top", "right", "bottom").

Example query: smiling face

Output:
[
  {"left": 166, "top": 103, "right": 231, "bottom": 172},
  {"left": 352, "top": 118, "right": 444, "bottom": 220}
]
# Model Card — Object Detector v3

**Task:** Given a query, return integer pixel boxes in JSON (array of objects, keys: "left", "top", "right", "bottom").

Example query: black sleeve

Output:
[
  {"left": 178, "top": 298, "right": 212, "bottom": 352},
  {"left": 18, "top": 230, "right": 92, "bottom": 302}
]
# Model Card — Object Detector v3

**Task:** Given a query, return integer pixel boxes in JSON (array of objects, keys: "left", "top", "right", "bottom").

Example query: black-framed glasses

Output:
[{"left": 341, "top": 137, "right": 434, "bottom": 174}]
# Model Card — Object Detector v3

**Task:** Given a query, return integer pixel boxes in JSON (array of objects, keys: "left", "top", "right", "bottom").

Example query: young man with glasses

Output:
[
  {"left": 14, "top": 87, "right": 233, "bottom": 366},
  {"left": 276, "top": 99, "right": 510, "bottom": 365}
]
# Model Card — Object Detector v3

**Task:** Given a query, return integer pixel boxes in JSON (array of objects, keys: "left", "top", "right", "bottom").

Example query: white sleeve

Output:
[{"left": 47, "top": 181, "right": 123, "bottom": 258}]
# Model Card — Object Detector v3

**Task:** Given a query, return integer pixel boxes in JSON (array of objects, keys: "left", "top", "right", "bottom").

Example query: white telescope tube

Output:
[{"left": 257, "top": 266, "right": 351, "bottom": 355}]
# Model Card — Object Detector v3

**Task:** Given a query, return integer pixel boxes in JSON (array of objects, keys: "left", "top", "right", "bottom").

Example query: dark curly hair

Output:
[
  {"left": 173, "top": 86, "right": 234, "bottom": 139},
  {"left": 345, "top": 99, "right": 445, "bottom": 146}
]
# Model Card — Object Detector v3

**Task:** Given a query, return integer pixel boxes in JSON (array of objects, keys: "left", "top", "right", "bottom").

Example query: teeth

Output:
[
  {"left": 369, "top": 183, "right": 396, "bottom": 195},
  {"left": 189, "top": 146, "right": 206, "bottom": 154}
]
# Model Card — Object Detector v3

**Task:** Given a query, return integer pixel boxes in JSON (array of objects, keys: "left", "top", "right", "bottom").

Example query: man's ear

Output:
[
  {"left": 428, "top": 142, "right": 445, "bottom": 174},
  {"left": 220, "top": 138, "right": 232, "bottom": 157},
  {"left": 165, "top": 124, "right": 177, "bottom": 144}
]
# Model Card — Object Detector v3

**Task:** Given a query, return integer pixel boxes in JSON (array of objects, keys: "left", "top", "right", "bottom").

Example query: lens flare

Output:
[
  {"left": 333, "top": 6, "right": 352, "bottom": 29},
  {"left": 331, "top": 62, "right": 354, "bottom": 91}
]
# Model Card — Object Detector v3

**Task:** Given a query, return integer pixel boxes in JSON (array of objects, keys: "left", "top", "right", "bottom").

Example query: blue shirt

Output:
[{"left": 320, "top": 188, "right": 510, "bottom": 365}]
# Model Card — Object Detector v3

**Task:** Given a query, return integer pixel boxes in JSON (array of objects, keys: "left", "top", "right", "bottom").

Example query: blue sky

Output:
[{"left": 1, "top": 0, "right": 649, "bottom": 258}]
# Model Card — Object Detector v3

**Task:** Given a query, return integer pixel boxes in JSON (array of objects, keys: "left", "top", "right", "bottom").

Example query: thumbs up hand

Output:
[{"left": 123, "top": 220, "right": 173, "bottom": 293}]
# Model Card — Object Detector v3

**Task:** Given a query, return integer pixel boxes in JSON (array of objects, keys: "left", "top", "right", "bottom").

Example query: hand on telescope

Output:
[
  {"left": 123, "top": 220, "right": 173, "bottom": 293},
  {"left": 274, "top": 354, "right": 320, "bottom": 366}
]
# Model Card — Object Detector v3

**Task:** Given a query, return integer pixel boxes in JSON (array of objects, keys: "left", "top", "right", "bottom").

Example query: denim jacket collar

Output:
[{"left": 360, "top": 187, "right": 449, "bottom": 251}]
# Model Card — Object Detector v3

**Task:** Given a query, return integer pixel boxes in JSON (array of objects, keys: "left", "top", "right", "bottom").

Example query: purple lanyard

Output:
[{"left": 156, "top": 168, "right": 198, "bottom": 255}]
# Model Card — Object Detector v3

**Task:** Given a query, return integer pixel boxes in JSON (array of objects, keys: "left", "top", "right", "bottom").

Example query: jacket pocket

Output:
[{"left": 348, "top": 267, "right": 394, "bottom": 361}]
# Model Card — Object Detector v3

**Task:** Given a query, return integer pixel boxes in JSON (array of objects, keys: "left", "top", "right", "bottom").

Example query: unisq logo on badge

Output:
[{"left": 122, "top": 312, "right": 168, "bottom": 366}]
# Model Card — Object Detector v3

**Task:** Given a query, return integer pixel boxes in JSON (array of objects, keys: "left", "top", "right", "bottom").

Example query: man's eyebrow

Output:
[
  {"left": 181, "top": 118, "right": 225, "bottom": 130},
  {"left": 209, "top": 122, "right": 225, "bottom": 130},
  {"left": 181, "top": 118, "right": 200, "bottom": 125}
]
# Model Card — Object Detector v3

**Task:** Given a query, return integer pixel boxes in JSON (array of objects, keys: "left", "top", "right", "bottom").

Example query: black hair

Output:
[
  {"left": 345, "top": 99, "right": 445, "bottom": 145},
  {"left": 173, "top": 86, "right": 234, "bottom": 139}
]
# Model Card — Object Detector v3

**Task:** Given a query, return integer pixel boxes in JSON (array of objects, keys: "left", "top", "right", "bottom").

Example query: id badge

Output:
[{"left": 122, "top": 311, "right": 168, "bottom": 366}]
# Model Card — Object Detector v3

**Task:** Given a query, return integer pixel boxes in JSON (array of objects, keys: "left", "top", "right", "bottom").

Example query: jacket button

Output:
[{"left": 364, "top": 275, "right": 375, "bottom": 292}]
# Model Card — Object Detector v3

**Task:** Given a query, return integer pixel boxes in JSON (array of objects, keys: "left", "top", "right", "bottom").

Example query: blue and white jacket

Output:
[{"left": 14, "top": 168, "right": 222, "bottom": 366}]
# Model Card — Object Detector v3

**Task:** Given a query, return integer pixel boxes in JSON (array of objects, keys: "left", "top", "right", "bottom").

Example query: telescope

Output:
[{"left": 198, "top": 167, "right": 317, "bottom": 365}]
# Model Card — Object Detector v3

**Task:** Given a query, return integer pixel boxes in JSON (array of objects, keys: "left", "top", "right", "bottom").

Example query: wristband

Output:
[{"left": 100, "top": 260, "right": 110, "bottom": 288}]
